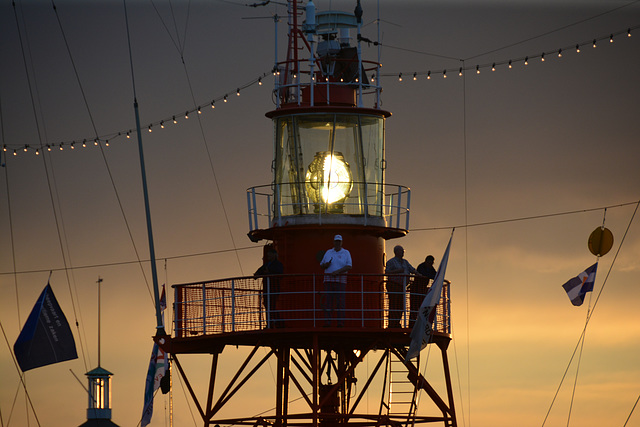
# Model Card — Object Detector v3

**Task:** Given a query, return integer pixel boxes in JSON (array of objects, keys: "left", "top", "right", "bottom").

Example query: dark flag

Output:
[{"left": 13, "top": 283, "right": 78, "bottom": 372}]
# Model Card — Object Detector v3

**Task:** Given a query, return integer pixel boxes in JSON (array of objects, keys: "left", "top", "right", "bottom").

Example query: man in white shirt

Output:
[{"left": 320, "top": 235, "right": 352, "bottom": 327}]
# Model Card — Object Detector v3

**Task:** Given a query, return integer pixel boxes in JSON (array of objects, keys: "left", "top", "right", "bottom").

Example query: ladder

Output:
[{"left": 385, "top": 352, "right": 418, "bottom": 426}]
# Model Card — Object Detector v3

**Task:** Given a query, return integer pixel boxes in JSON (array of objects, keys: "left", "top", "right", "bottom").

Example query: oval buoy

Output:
[{"left": 588, "top": 227, "right": 614, "bottom": 256}]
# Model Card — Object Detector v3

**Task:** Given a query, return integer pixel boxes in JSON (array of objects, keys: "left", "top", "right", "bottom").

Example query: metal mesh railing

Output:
[
  {"left": 247, "top": 183, "right": 410, "bottom": 232},
  {"left": 173, "top": 274, "right": 450, "bottom": 338}
]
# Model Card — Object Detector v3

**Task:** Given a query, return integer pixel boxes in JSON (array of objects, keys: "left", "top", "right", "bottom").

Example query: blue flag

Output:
[
  {"left": 13, "top": 283, "right": 78, "bottom": 371},
  {"left": 562, "top": 263, "right": 598, "bottom": 306}
]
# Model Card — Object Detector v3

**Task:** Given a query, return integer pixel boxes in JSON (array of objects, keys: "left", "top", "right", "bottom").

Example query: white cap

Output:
[{"left": 334, "top": 234, "right": 343, "bottom": 241}]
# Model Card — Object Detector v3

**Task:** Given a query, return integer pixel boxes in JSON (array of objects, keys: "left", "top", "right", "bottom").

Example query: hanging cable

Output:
[
  {"left": 464, "top": 0, "right": 640, "bottom": 61},
  {"left": 0, "top": 81, "right": 22, "bottom": 329},
  {"left": 410, "top": 201, "right": 639, "bottom": 232},
  {"left": 0, "top": 320, "right": 42, "bottom": 426},
  {"left": 622, "top": 393, "right": 640, "bottom": 427}
]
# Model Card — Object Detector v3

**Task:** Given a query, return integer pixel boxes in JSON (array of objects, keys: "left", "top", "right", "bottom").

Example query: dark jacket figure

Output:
[{"left": 254, "top": 249, "right": 284, "bottom": 328}]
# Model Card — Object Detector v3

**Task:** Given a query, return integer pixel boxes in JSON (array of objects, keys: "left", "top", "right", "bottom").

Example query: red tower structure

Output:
[{"left": 163, "top": 2, "right": 457, "bottom": 426}]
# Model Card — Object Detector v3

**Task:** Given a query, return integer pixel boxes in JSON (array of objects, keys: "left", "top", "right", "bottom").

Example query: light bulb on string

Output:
[
  {"left": 236, "top": 88, "right": 240, "bottom": 96},
  {"left": 224, "top": 95, "right": 228, "bottom": 102},
  {"left": 443, "top": 69, "right": 447, "bottom": 78},
  {"left": 71, "top": 142, "right": 75, "bottom": 149},
  {"left": 558, "top": 49, "right": 562, "bottom": 58},
  {"left": 13, "top": 149, "right": 17, "bottom": 156},
  {"left": 492, "top": 63, "right": 496, "bottom": 71},
  {"left": 47, "top": 145, "right": 52, "bottom": 152},
  {"left": 198, "top": 107, "right": 202, "bottom": 114},
  {"left": 508, "top": 60, "right": 512, "bottom": 69},
  {"left": 541, "top": 53, "right": 545, "bottom": 62},
  {"left": 2, "top": 145, "right": 7, "bottom": 152},
  {"left": 23, "top": 145, "right": 28, "bottom": 152},
  {"left": 593, "top": 39, "right": 597, "bottom": 48},
  {"left": 160, "top": 121, "right": 165, "bottom": 129},
  {"left": 610, "top": 34, "right": 613, "bottom": 43},
  {"left": 126, "top": 131, "right": 130, "bottom": 138},
  {"left": 82, "top": 140, "right": 87, "bottom": 148},
  {"left": 628, "top": 28, "right": 631, "bottom": 37},
  {"left": 59, "top": 144, "right": 63, "bottom": 151},
  {"left": 94, "top": 139, "right": 98, "bottom": 146},
  {"left": 105, "top": 141, "right": 110, "bottom": 147},
  {"left": 576, "top": 44, "right": 581, "bottom": 53},
  {"left": 185, "top": 111, "right": 189, "bottom": 119},
  {"left": 476, "top": 65, "right": 480, "bottom": 74},
  {"left": 35, "top": 148, "right": 40, "bottom": 155},
  {"left": 211, "top": 100, "right": 215, "bottom": 109},
  {"left": 427, "top": 71, "right": 431, "bottom": 80},
  {"left": 258, "top": 77, "right": 262, "bottom": 85},
  {"left": 413, "top": 72, "right": 417, "bottom": 81},
  {"left": 148, "top": 125, "right": 152, "bottom": 132},
  {"left": 173, "top": 116, "right": 177, "bottom": 124},
  {"left": 524, "top": 56, "right": 528, "bottom": 65},
  {"left": 398, "top": 73, "right": 402, "bottom": 81},
  {"left": 458, "top": 67, "right": 463, "bottom": 76}
]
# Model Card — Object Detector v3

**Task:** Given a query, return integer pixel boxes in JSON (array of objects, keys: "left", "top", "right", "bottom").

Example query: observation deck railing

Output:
[
  {"left": 274, "top": 57, "right": 382, "bottom": 109},
  {"left": 247, "top": 182, "right": 410, "bottom": 232},
  {"left": 172, "top": 274, "right": 450, "bottom": 339}
]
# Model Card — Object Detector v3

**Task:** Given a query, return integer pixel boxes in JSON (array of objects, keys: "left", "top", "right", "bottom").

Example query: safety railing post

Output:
[
  {"left": 247, "top": 190, "right": 253, "bottom": 232},
  {"left": 402, "top": 276, "right": 407, "bottom": 328},
  {"left": 395, "top": 185, "right": 402, "bottom": 229},
  {"left": 266, "top": 277, "right": 271, "bottom": 329},
  {"left": 275, "top": 184, "right": 282, "bottom": 227},
  {"left": 251, "top": 188, "right": 259, "bottom": 231},
  {"left": 202, "top": 282, "right": 207, "bottom": 335},
  {"left": 231, "top": 279, "right": 236, "bottom": 332},
  {"left": 405, "top": 188, "right": 411, "bottom": 230},
  {"left": 361, "top": 275, "right": 365, "bottom": 328}
]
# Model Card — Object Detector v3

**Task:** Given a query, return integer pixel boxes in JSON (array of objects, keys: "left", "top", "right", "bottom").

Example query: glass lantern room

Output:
[{"left": 273, "top": 112, "right": 385, "bottom": 218}]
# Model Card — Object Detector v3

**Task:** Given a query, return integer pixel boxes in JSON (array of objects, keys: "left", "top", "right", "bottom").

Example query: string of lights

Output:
[
  {"left": 2, "top": 24, "right": 638, "bottom": 158},
  {"left": 379, "top": 25, "right": 637, "bottom": 82},
  {"left": 1, "top": 72, "right": 269, "bottom": 157}
]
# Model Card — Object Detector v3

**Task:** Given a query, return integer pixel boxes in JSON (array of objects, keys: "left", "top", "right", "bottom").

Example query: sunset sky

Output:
[{"left": 1, "top": 1, "right": 639, "bottom": 426}]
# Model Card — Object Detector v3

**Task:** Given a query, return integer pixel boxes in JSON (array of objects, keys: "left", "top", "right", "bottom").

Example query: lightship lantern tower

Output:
[{"left": 165, "top": 1, "right": 457, "bottom": 426}]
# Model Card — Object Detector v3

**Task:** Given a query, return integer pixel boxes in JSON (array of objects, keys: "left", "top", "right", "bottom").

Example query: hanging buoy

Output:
[{"left": 588, "top": 227, "right": 614, "bottom": 256}]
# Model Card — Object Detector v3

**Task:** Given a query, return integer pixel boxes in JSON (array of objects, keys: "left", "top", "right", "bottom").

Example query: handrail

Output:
[
  {"left": 247, "top": 182, "right": 410, "bottom": 232},
  {"left": 173, "top": 274, "right": 450, "bottom": 338}
]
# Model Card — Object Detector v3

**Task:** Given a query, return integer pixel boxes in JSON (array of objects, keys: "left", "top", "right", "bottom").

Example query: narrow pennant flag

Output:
[
  {"left": 13, "top": 282, "right": 78, "bottom": 372},
  {"left": 562, "top": 262, "right": 597, "bottom": 306},
  {"left": 141, "top": 284, "right": 167, "bottom": 427},
  {"left": 406, "top": 234, "right": 453, "bottom": 361}
]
